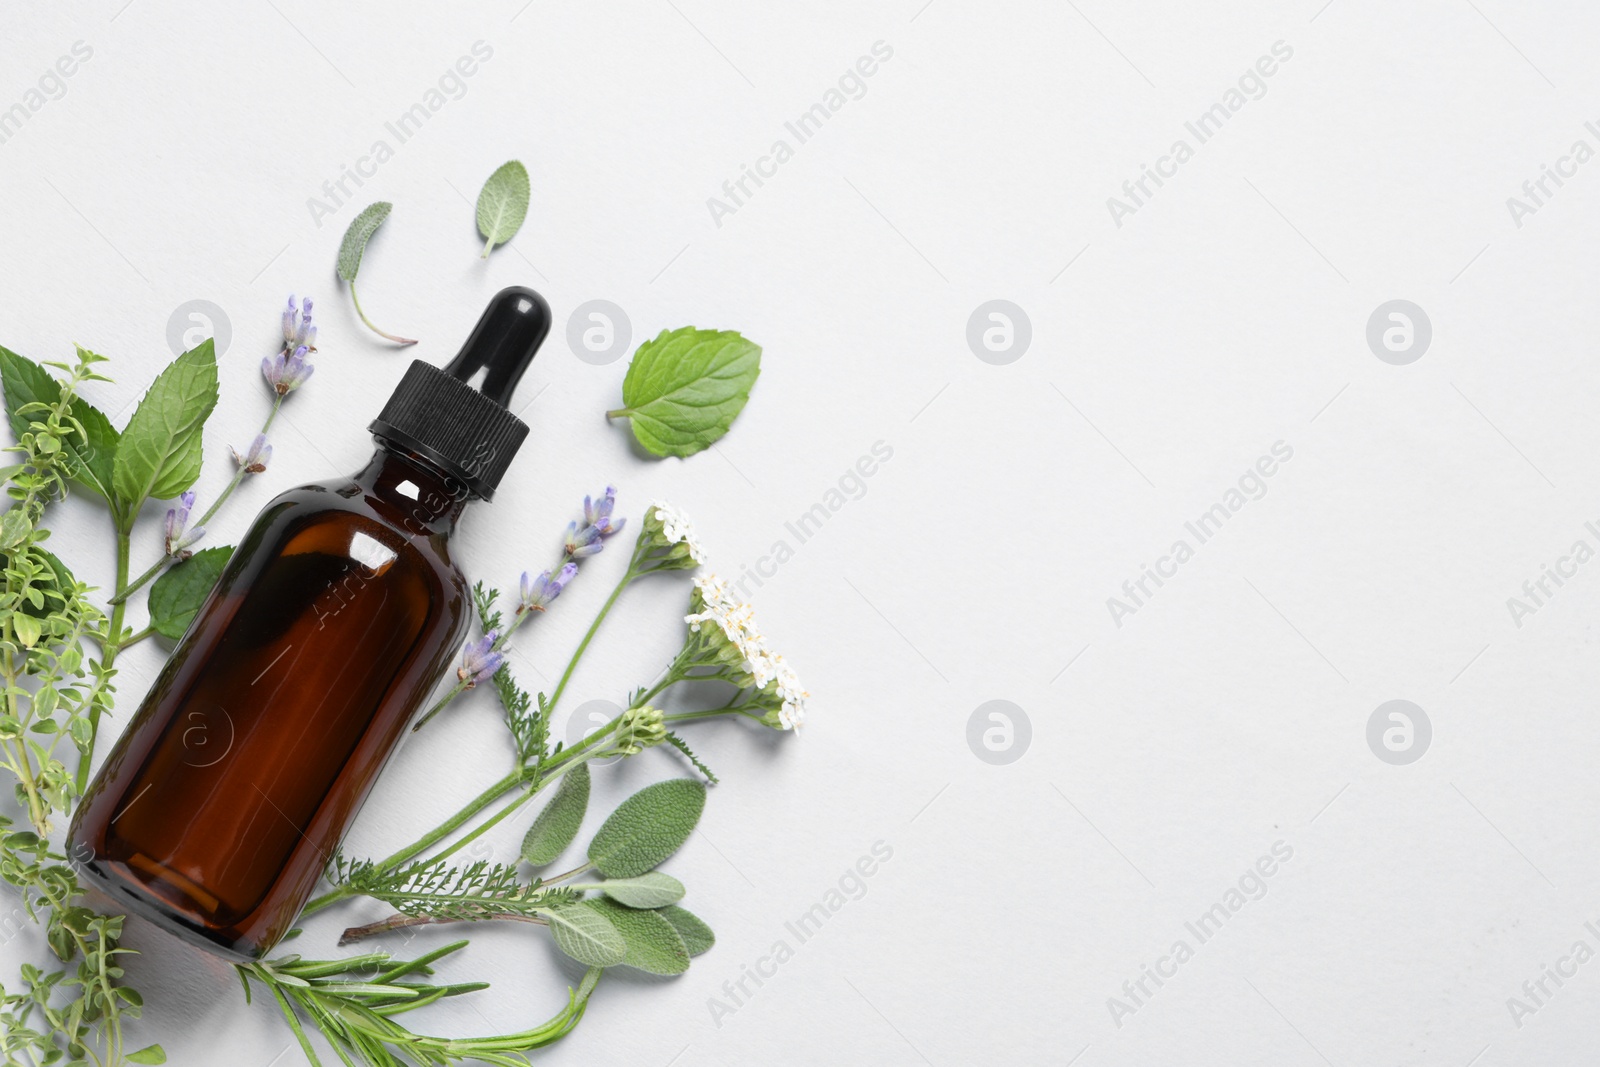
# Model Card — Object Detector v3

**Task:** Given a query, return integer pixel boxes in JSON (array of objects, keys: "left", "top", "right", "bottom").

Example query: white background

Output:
[{"left": 1, "top": 1, "right": 1598, "bottom": 1064}]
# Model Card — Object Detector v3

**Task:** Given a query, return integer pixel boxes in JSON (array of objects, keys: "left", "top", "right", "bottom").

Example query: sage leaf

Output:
[
  {"left": 587, "top": 778, "right": 705, "bottom": 878},
  {"left": 583, "top": 871, "right": 685, "bottom": 909},
  {"left": 337, "top": 202, "right": 391, "bottom": 282},
  {"left": 589, "top": 899, "right": 690, "bottom": 975},
  {"left": 338, "top": 202, "right": 417, "bottom": 345},
  {"left": 147, "top": 546, "right": 232, "bottom": 640},
  {"left": 110, "top": 340, "right": 218, "bottom": 514},
  {"left": 658, "top": 904, "right": 715, "bottom": 956},
  {"left": 521, "top": 763, "right": 589, "bottom": 866},
  {"left": 543, "top": 902, "right": 625, "bottom": 968},
  {"left": 0, "top": 345, "right": 119, "bottom": 502},
  {"left": 476, "top": 160, "right": 530, "bottom": 258},
  {"left": 609, "top": 327, "right": 761, "bottom": 458}
]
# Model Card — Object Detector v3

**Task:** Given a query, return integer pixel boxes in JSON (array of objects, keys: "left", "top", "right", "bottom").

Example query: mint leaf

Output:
[
  {"left": 147, "top": 546, "right": 231, "bottom": 640},
  {"left": 111, "top": 340, "right": 217, "bottom": 514},
  {"left": 587, "top": 778, "right": 705, "bottom": 878},
  {"left": 589, "top": 899, "right": 690, "bottom": 975},
  {"left": 0, "top": 344, "right": 119, "bottom": 502},
  {"left": 521, "top": 763, "right": 589, "bottom": 866},
  {"left": 658, "top": 904, "right": 714, "bottom": 956},
  {"left": 583, "top": 871, "right": 684, "bottom": 909},
  {"left": 337, "top": 202, "right": 392, "bottom": 282},
  {"left": 542, "top": 902, "right": 625, "bottom": 967},
  {"left": 610, "top": 328, "right": 761, "bottom": 458},
  {"left": 476, "top": 161, "right": 530, "bottom": 258}
]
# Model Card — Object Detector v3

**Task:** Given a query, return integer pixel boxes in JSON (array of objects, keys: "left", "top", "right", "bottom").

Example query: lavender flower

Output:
[
  {"left": 262, "top": 344, "right": 314, "bottom": 396},
  {"left": 230, "top": 433, "right": 273, "bottom": 474},
  {"left": 583, "top": 485, "right": 624, "bottom": 539},
  {"left": 163, "top": 490, "right": 205, "bottom": 560},
  {"left": 282, "top": 295, "right": 316, "bottom": 354},
  {"left": 563, "top": 485, "right": 627, "bottom": 559},
  {"left": 518, "top": 562, "right": 577, "bottom": 614},
  {"left": 456, "top": 631, "right": 504, "bottom": 688}
]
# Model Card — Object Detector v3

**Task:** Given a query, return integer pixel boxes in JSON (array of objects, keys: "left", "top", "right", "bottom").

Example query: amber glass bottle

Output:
[{"left": 70, "top": 287, "right": 552, "bottom": 960}]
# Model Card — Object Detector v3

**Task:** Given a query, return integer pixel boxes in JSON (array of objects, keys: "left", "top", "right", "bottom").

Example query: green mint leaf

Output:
[
  {"left": 587, "top": 871, "right": 685, "bottom": 909},
  {"left": 587, "top": 778, "right": 705, "bottom": 878},
  {"left": 612, "top": 327, "right": 761, "bottom": 457},
  {"left": 147, "top": 546, "right": 232, "bottom": 640},
  {"left": 589, "top": 898, "right": 690, "bottom": 975},
  {"left": 542, "top": 901, "right": 625, "bottom": 967},
  {"left": 0, "top": 344, "right": 119, "bottom": 502},
  {"left": 127, "top": 1044, "right": 167, "bottom": 1064},
  {"left": 476, "top": 160, "right": 530, "bottom": 258},
  {"left": 110, "top": 339, "right": 218, "bottom": 513},
  {"left": 521, "top": 763, "right": 589, "bottom": 866},
  {"left": 337, "top": 202, "right": 392, "bottom": 282},
  {"left": 658, "top": 904, "right": 715, "bottom": 956}
]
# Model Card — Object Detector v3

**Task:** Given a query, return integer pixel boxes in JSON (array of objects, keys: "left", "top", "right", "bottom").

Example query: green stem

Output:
[
  {"left": 350, "top": 283, "right": 417, "bottom": 346},
  {"left": 544, "top": 557, "right": 640, "bottom": 721},
  {"left": 120, "top": 624, "right": 155, "bottom": 648},
  {"left": 76, "top": 524, "right": 130, "bottom": 792}
]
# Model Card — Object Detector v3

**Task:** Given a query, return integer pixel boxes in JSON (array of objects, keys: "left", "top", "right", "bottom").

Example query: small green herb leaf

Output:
[
  {"left": 0, "top": 509, "right": 31, "bottom": 551},
  {"left": 611, "top": 328, "right": 761, "bottom": 458},
  {"left": 542, "top": 902, "right": 625, "bottom": 967},
  {"left": 0, "top": 345, "right": 119, "bottom": 502},
  {"left": 127, "top": 1044, "right": 167, "bottom": 1064},
  {"left": 476, "top": 161, "right": 530, "bottom": 258},
  {"left": 147, "top": 546, "right": 232, "bottom": 640},
  {"left": 589, "top": 899, "right": 690, "bottom": 975},
  {"left": 110, "top": 340, "right": 218, "bottom": 514},
  {"left": 521, "top": 763, "right": 589, "bottom": 866},
  {"left": 12, "top": 612, "right": 41, "bottom": 648},
  {"left": 586, "top": 871, "right": 685, "bottom": 909},
  {"left": 658, "top": 904, "right": 715, "bottom": 956},
  {"left": 337, "top": 202, "right": 392, "bottom": 282},
  {"left": 587, "top": 778, "right": 705, "bottom": 878},
  {"left": 338, "top": 202, "right": 417, "bottom": 345}
]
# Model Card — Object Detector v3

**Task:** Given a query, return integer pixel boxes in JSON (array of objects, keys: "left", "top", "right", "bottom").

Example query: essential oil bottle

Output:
[{"left": 70, "top": 286, "right": 552, "bottom": 960}]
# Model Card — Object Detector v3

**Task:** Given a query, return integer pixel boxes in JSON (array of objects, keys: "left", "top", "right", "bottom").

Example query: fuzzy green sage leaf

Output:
[
  {"left": 657, "top": 904, "right": 714, "bottom": 956},
  {"left": 588, "top": 899, "right": 690, "bottom": 975},
  {"left": 147, "top": 546, "right": 232, "bottom": 640},
  {"left": 521, "top": 762, "right": 589, "bottom": 866},
  {"left": 338, "top": 202, "right": 416, "bottom": 345},
  {"left": 543, "top": 902, "right": 625, "bottom": 968},
  {"left": 583, "top": 871, "right": 684, "bottom": 909},
  {"left": 587, "top": 778, "right": 705, "bottom": 878},
  {"left": 608, "top": 328, "right": 761, "bottom": 458},
  {"left": 110, "top": 340, "right": 217, "bottom": 516},
  {"left": 476, "top": 160, "right": 530, "bottom": 258}
]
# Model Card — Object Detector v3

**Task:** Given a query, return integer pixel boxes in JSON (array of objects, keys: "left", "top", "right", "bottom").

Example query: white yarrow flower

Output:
[
  {"left": 652, "top": 501, "right": 708, "bottom": 564},
  {"left": 684, "top": 574, "right": 807, "bottom": 730}
]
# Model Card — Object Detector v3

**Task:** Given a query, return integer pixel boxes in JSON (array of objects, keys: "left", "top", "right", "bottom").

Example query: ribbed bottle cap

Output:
[{"left": 369, "top": 286, "right": 551, "bottom": 500}]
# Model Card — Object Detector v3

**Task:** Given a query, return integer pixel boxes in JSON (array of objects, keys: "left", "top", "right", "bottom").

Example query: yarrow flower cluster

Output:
[
  {"left": 457, "top": 630, "right": 504, "bottom": 688},
  {"left": 518, "top": 562, "right": 577, "bottom": 614},
  {"left": 564, "top": 485, "right": 625, "bottom": 559},
  {"left": 685, "top": 574, "right": 807, "bottom": 730},
  {"left": 611, "top": 705, "right": 667, "bottom": 756},
  {"left": 163, "top": 490, "right": 204, "bottom": 560},
  {"left": 640, "top": 501, "right": 708, "bottom": 569}
]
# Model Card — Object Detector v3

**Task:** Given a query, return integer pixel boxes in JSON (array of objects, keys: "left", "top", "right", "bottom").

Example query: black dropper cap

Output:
[{"left": 369, "top": 286, "right": 552, "bottom": 500}]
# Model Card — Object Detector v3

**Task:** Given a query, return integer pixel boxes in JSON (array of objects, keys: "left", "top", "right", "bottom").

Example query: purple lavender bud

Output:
[
  {"left": 230, "top": 433, "right": 273, "bottom": 474},
  {"left": 457, "top": 631, "right": 504, "bottom": 687},
  {"left": 163, "top": 490, "right": 204, "bottom": 559},
  {"left": 263, "top": 345, "right": 315, "bottom": 396}
]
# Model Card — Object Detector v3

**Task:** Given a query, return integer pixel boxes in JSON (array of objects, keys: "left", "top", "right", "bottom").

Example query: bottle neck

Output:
[{"left": 359, "top": 438, "right": 474, "bottom": 534}]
